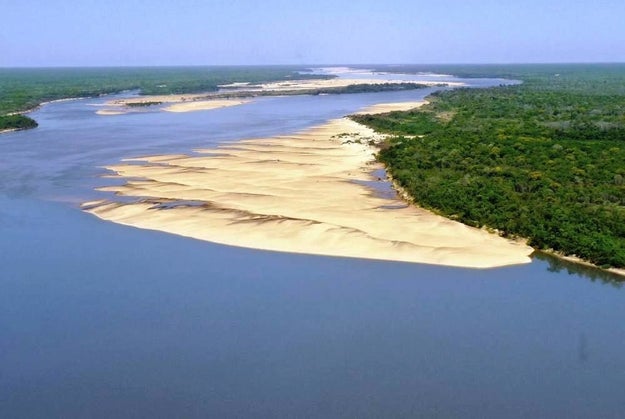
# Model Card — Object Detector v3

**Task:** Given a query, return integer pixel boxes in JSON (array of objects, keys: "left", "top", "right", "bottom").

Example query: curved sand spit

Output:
[{"left": 84, "top": 101, "right": 533, "bottom": 268}]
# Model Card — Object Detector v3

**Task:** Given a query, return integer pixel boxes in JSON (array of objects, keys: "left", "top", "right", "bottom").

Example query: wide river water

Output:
[{"left": 1, "top": 70, "right": 624, "bottom": 418}]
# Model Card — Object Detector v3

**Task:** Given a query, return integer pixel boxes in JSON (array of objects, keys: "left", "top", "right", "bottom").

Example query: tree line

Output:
[{"left": 353, "top": 65, "right": 625, "bottom": 269}]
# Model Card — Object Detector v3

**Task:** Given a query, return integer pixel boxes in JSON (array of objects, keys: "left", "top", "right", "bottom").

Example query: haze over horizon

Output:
[{"left": 1, "top": 0, "right": 624, "bottom": 67}]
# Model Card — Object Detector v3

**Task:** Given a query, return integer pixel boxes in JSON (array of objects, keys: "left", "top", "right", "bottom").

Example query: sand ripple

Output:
[{"left": 84, "top": 114, "right": 533, "bottom": 268}]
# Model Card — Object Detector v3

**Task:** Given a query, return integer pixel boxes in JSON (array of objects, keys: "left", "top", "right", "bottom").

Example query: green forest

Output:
[
  {"left": 0, "top": 114, "right": 38, "bottom": 131},
  {"left": 353, "top": 64, "right": 625, "bottom": 269}
]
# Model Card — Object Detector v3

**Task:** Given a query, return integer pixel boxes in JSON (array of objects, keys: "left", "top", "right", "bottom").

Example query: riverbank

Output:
[
  {"left": 553, "top": 253, "right": 625, "bottom": 278},
  {"left": 83, "top": 101, "right": 532, "bottom": 268},
  {"left": 0, "top": 128, "right": 20, "bottom": 134},
  {"left": 353, "top": 75, "right": 625, "bottom": 275},
  {"left": 355, "top": 101, "right": 428, "bottom": 115}
]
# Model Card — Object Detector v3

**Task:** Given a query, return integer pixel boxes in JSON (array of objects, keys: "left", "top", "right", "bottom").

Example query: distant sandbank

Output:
[
  {"left": 163, "top": 99, "right": 250, "bottom": 113},
  {"left": 95, "top": 77, "right": 463, "bottom": 116},
  {"left": 84, "top": 100, "right": 532, "bottom": 268},
  {"left": 96, "top": 98, "right": 250, "bottom": 115}
]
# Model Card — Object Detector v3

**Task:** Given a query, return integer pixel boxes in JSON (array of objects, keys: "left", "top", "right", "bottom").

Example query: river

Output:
[{"left": 1, "top": 69, "right": 624, "bottom": 418}]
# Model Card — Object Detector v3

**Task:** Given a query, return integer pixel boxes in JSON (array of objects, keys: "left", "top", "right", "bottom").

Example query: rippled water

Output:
[{"left": 1, "top": 73, "right": 623, "bottom": 418}]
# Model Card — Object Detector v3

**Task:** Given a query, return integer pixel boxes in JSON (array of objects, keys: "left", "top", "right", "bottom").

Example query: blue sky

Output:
[{"left": 1, "top": 0, "right": 624, "bottom": 66}]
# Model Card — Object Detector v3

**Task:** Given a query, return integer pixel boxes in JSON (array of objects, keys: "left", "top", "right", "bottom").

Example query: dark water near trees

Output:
[{"left": 1, "top": 74, "right": 624, "bottom": 418}]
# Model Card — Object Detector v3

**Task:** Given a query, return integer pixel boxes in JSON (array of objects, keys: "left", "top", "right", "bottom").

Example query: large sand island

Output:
[{"left": 84, "top": 101, "right": 533, "bottom": 268}]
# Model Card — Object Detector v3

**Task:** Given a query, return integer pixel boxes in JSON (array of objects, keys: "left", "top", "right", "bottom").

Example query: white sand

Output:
[
  {"left": 355, "top": 101, "right": 427, "bottom": 114},
  {"left": 0, "top": 128, "right": 19, "bottom": 134},
  {"left": 96, "top": 97, "right": 250, "bottom": 116},
  {"left": 95, "top": 109, "right": 127, "bottom": 116},
  {"left": 163, "top": 100, "right": 250, "bottom": 113},
  {"left": 84, "top": 105, "right": 533, "bottom": 268}
]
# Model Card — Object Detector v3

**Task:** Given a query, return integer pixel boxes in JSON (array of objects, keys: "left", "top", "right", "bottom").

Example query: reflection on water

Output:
[{"left": 533, "top": 252, "right": 624, "bottom": 287}]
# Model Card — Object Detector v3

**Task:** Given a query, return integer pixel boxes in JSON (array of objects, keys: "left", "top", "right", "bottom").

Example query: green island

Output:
[
  {"left": 0, "top": 66, "right": 331, "bottom": 131},
  {"left": 353, "top": 64, "right": 625, "bottom": 270},
  {"left": 0, "top": 114, "right": 38, "bottom": 131},
  {"left": 308, "top": 82, "right": 436, "bottom": 95},
  {"left": 125, "top": 101, "right": 163, "bottom": 107},
  {"left": 120, "top": 83, "right": 435, "bottom": 107},
  {"left": 207, "top": 82, "right": 433, "bottom": 100},
  {"left": 119, "top": 82, "right": 436, "bottom": 107}
]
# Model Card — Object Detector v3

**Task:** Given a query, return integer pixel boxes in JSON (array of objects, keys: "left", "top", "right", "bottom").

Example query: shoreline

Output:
[
  {"left": 354, "top": 101, "right": 429, "bottom": 115},
  {"left": 0, "top": 127, "right": 20, "bottom": 134},
  {"left": 83, "top": 100, "right": 533, "bottom": 268},
  {"left": 7, "top": 97, "right": 84, "bottom": 116},
  {"left": 358, "top": 114, "right": 625, "bottom": 278},
  {"left": 548, "top": 252, "right": 625, "bottom": 278},
  {"left": 383, "top": 166, "right": 625, "bottom": 278},
  {"left": 1, "top": 96, "right": 100, "bottom": 134}
]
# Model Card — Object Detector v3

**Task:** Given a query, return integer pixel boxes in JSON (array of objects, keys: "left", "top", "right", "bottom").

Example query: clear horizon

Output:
[
  {"left": 2, "top": 62, "right": 625, "bottom": 69},
  {"left": 2, "top": 0, "right": 624, "bottom": 67}
]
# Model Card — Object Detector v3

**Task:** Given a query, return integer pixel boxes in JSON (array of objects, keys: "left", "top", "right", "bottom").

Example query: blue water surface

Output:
[{"left": 1, "top": 74, "right": 623, "bottom": 418}]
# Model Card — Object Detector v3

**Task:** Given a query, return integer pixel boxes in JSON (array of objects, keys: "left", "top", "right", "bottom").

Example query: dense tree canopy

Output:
[{"left": 353, "top": 65, "right": 625, "bottom": 269}]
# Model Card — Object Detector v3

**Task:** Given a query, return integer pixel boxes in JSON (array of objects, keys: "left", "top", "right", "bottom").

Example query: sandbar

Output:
[
  {"left": 95, "top": 109, "right": 127, "bottom": 116},
  {"left": 163, "top": 99, "right": 250, "bottom": 113},
  {"left": 84, "top": 104, "right": 533, "bottom": 268},
  {"left": 96, "top": 97, "right": 250, "bottom": 116}
]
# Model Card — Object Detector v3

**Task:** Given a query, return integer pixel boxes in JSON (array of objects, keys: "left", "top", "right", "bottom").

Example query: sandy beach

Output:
[
  {"left": 355, "top": 101, "right": 428, "bottom": 114},
  {"left": 0, "top": 128, "right": 20, "bottom": 134},
  {"left": 84, "top": 101, "right": 533, "bottom": 268}
]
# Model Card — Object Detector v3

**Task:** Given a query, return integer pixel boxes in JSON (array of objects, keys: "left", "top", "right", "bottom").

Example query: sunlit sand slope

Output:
[{"left": 84, "top": 112, "right": 532, "bottom": 267}]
